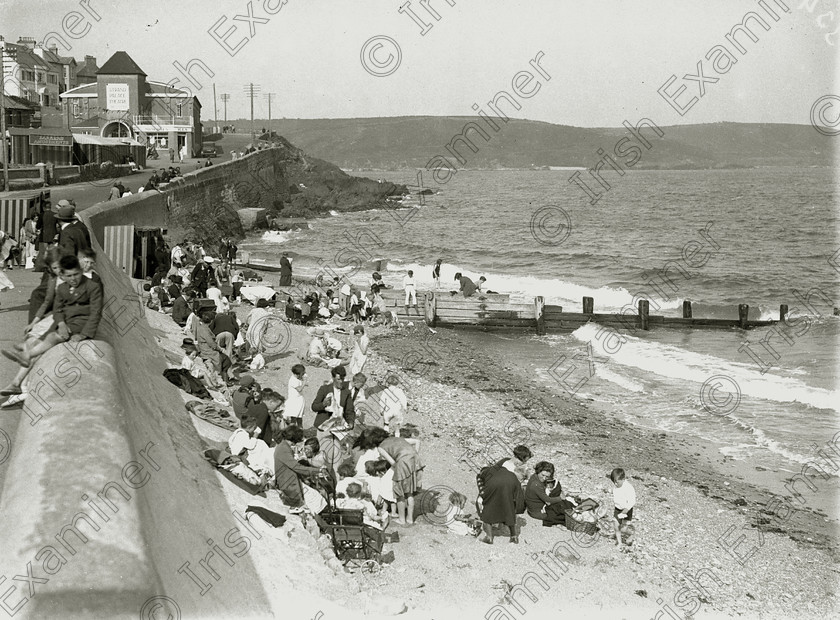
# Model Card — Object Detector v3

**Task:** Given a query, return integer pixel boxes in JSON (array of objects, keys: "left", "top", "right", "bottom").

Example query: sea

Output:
[{"left": 240, "top": 167, "right": 839, "bottom": 478}]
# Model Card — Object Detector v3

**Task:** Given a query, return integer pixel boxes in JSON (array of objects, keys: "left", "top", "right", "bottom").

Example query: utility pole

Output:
[
  {"left": 0, "top": 48, "right": 8, "bottom": 193},
  {"left": 220, "top": 93, "right": 230, "bottom": 124},
  {"left": 242, "top": 83, "right": 261, "bottom": 142},
  {"left": 264, "top": 92, "right": 275, "bottom": 137},
  {"left": 212, "top": 83, "right": 218, "bottom": 134}
]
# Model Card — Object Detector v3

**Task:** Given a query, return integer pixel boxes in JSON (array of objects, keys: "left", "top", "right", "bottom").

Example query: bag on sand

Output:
[{"left": 249, "top": 353, "right": 265, "bottom": 370}]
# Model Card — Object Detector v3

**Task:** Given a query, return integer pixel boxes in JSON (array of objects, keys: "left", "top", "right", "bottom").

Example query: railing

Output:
[{"left": 132, "top": 115, "right": 193, "bottom": 127}]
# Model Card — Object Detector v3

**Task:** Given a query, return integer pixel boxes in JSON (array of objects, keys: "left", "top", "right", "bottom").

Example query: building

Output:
[
  {"left": 60, "top": 51, "right": 202, "bottom": 156},
  {"left": 32, "top": 44, "right": 78, "bottom": 95},
  {"left": 0, "top": 37, "right": 61, "bottom": 108},
  {"left": 76, "top": 55, "right": 98, "bottom": 86},
  {"left": 1, "top": 93, "right": 38, "bottom": 128}
]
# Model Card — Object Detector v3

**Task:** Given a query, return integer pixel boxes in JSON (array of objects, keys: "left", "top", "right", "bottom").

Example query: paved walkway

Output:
[{"left": 0, "top": 267, "right": 39, "bottom": 491}]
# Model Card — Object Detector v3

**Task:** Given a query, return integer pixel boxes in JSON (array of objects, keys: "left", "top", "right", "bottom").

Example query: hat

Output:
[
  {"left": 203, "top": 256, "right": 215, "bottom": 263},
  {"left": 57, "top": 199, "right": 71, "bottom": 208},
  {"left": 239, "top": 374, "right": 255, "bottom": 387},
  {"left": 181, "top": 338, "right": 195, "bottom": 347},
  {"left": 55, "top": 205, "right": 76, "bottom": 221}
]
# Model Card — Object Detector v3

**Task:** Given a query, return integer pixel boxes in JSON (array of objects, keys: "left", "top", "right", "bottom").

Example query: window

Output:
[
  {"left": 48, "top": 74, "right": 57, "bottom": 84},
  {"left": 176, "top": 103, "right": 183, "bottom": 117}
]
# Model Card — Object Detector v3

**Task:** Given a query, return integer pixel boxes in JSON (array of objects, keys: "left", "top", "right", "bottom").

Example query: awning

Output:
[{"left": 72, "top": 134, "right": 143, "bottom": 147}]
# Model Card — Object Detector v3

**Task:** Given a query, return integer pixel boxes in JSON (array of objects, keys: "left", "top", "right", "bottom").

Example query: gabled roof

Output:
[
  {"left": 36, "top": 47, "right": 63, "bottom": 64},
  {"left": 98, "top": 51, "right": 146, "bottom": 76},
  {"left": 7, "top": 45, "right": 53, "bottom": 71},
  {"left": 1, "top": 94, "right": 39, "bottom": 111},
  {"left": 58, "top": 55, "right": 77, "bottom": 66}
]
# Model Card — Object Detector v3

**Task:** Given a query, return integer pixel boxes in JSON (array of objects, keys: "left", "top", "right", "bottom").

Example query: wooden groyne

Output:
[{"left": 422, "top": 294, "right": 793, "bottom": 334}]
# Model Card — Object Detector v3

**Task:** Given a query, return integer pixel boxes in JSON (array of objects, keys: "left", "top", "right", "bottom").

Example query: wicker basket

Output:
[{"left": 564, "top": 509, "right": 598, "bottom": 536}]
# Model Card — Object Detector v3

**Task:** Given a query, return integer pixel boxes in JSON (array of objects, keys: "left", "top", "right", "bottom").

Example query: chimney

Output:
[
  {"left": 17, "top": 37, "right": 36, "bottom": 49},
  {"left": 85, "top": 55, "right": 96, "bottom": 62},
  {"left": 49, "top": 45, "right": 58, "bottom": 54}
]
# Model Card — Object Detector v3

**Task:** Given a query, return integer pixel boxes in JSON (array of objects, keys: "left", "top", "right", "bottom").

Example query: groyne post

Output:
[
  {"left": 683, "top": 300, "right": 692, "bottom": 319},
  {"left": 583, "top": 296, "right": 594, "bottom": 314},
  {"left": 738, "top": 304, "right": 749, "bottom": 329},
  {"left": 425, "top": 292, "right": 437, "bottom": 327},
  {"left": 535, "top": 296, "right": 546, "bottom": 335},
  {"left": 779, "top": 304, "right": 788, "bottom": 321},
  {"left": 638, "top": 299, "right": 650, "bottom": 330}
]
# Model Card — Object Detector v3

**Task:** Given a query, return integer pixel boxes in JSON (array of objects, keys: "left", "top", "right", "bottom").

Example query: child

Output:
[
  {"left": 2, "top": 255, "right": 102, "bottom": 368},
  {"left": 181, "top": 340, "right": 223, "bottom": 389},
  {"left": 610, "top": 467, "right": 636, "bottom": 546},
  {"left": 381, "top": 375, "right": 407, "bottom": 436},
  {"left": 284, "top": 364, "right": 306, "bottom": 427},
  {"left": 77, "top": 248, "right": 102, "bottom": 285},
  {"left": 335, "top": 462, "right": 365, "bottom": 498},
  {"left": 337, "top": 482, "right": 389, "bottom": 530},
  {"left": 366, "top": 459, "right": 397, "bottom": 519},
  {"left": 441, "top": 491, "right": 480, "bottom": 536}
]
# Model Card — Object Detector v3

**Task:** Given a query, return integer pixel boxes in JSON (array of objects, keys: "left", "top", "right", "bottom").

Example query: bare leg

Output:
[
  {"left": 396, "top": 499, "right": 407, "bottom": 524},
  {"left": 481, "top": 522, "right": 493, "bottom": 544},
  {"left": 406, "top": 495, "right": 415, "bottom": 524},
  {"left": 613, "top": 517, "right": 623, "bottom": 545}
]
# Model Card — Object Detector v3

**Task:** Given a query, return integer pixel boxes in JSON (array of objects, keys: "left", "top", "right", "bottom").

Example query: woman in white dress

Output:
[{"left": 348, "top": 325, "right": 369, "bottom": 376}]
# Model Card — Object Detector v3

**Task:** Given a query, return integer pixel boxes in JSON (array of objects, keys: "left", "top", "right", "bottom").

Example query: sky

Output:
[{"left": 1, "top": 0, "right": 837, "bottom": 127}]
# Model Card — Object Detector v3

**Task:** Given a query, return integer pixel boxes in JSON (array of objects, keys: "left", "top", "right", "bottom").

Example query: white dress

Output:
[
  {"left": 285, "top": 375, "right": 305, "bottom": 419},
  {"left": 348, "top": 335, "right": 369, "bottom": 376}
]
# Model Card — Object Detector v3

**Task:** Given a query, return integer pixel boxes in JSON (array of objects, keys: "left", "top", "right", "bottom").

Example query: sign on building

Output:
[
  {"left": 29, "top": 134, "right": 73, "bottom": 147},
  {"left": 106, "top": 83, "right": 130, "bottom": 111}
]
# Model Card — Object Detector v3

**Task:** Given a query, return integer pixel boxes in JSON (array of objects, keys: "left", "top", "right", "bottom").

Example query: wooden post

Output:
[
  {"left": 424, "top": 292, "right": 437, "bottom": 327},
  {"left": 779, "top": 304, "right": 788, "bottom": 321},
  {"left": 682, "top": 300, "right": 692, "bottom": 319},
  {"left": 638, "top": 299, "right": 650, "bottom": 331},
  {"left": 834, "top": 307, "right": 839, "bottom": 316},
  {"left": 583, "top": 296, "right": 594, "bottom": 314},
  {"left": 738, "top": 304, "right": 749, "bottom": 329},
  {"left": 535, "top": 296, "right": 545, "bottom": 335}
]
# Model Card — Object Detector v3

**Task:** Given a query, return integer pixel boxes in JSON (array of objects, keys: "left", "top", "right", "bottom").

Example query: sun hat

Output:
[{"left": 203, "top": 256, "right": 214, "bottom": 263}]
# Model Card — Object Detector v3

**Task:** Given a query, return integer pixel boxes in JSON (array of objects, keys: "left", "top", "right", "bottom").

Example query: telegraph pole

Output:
[
  {"left": 212, "top": 83, "right": 218, "bottom": 133},
  {"left": 242, "top": 83, "right": 261, "bottom": 142},
  {"left": 220, "top": 93, "right": 230, "bottom": 124},
  {"left": 264, "top": 92, "right": 275, "bottom": 137},
  {"left": 0, "top": 48, "right": 9, "bottom": 193}
]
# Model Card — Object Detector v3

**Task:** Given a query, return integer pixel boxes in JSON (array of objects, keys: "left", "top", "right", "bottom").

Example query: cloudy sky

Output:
[{"left": 2, "top": 0, "right": 836, "bottom": 126}]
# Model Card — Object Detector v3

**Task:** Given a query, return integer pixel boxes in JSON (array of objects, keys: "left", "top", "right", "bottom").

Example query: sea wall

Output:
[{"left": 83, "top": 148, "right": 285, "bottom": 244}]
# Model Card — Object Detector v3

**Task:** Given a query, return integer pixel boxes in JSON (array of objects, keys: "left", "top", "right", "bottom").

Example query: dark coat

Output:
[
  {"left": 172, "top": 295, "right": 191, "bottom": 326},
  {"left": 311, "top": 382, "right": 355, "bottom": 428},
  {"left": 274, "top": 440, "right": 320, "bottom": 507},
  {"left": 279, "top": 256, "right": 292, "bottom": 286},
  {"left": 478, "top": 464, "right": 525, "bottom": 526},
  {"left": 58, "top": 221, "right": 92, "bottom": 257},
  {"left": 53, "top": 276, "right": 103, "bottom": 339},
  {"left": 40, "top": 210, "right": 58, "bottom": 244}
]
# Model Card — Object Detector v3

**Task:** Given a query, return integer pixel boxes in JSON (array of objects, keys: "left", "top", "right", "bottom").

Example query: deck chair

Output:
[{"left": 314, "top": 508, "right": 385, "bottom": 568}]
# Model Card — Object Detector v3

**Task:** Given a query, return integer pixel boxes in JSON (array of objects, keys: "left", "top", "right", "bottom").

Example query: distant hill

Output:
[{"left": 224, "top": 117, "right": 834, "bottom": 170}]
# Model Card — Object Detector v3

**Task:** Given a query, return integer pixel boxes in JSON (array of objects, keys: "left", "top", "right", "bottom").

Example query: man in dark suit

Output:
[
  {"left": 311, "top": 365, "right": 355, "bottom": 429},
  {"left": 56, "top": 205, "right": 91, "bottom": 258},
  {"left": 171, "top": 289, "right": 195, "bottom": 327}
]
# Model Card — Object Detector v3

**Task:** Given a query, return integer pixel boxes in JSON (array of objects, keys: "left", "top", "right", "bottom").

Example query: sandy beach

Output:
[{"left": 149, "top": 270, "right": 838, "bottom": 619}]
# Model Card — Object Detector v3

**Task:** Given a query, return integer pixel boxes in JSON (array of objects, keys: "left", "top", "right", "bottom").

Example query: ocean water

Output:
[{"left": 241, "top": 168, "right": 839, "bottom": 474}]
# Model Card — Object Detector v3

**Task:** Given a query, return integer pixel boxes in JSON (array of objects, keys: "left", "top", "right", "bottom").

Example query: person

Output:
[
  {"left": 284, "top": 364, "right": 306, "bottom": 427},
  {"left": 346, "top": 325, "right": 368, "bottom": 375},
  {"left": 357, "top": 427, "right": 421, "bottom": 526},
  {"left": 171, "top": 288, "right": 195, "bottom": 327},
  {"left": 370, "top": 272, "right": 388, "bottom": 290},
  {"left": 279, "top": 252, "right": 293, "bottom": 286},
  {"left": 209, "top": 310, "right": 238, "bottom": 360},
  {"left": 365, "top": 459, "right": 397, "bottom": 520},
  {"left": 2, "top": 255, "right": 102, "bottom": 369},
  {"left": 610, "top": 467, "right": 636, "bottom": 545},
  {"left": 337, "top": 482, "right": 389, "bottom": 530},
  {"left": 380, "top": 375, "right": 407, "bottom": 436},
  {"left": 179, "top": 145, "right": 187, "bottom": 163},
  {"left": 240, "top": 387, "right": 275, "bottom": 443},
  {"left": 169, "top": 147, "right": 175, "bottom": 163},
  {"left": 432, "top": 259, "right": 442, "bottom": 289},
  {"left": 181, "top": 340, "right": 223, "bottom": 389},
  {"left": 402, "top": 270, "right": 417, "bottom": 315},
  {"left": 191, "top": 256, "right": 216, "bottom": 297},
  {"left": 335, "top": 462, "right": 366, "bottom": 498},
  {"left": 205, "top": 159, "right": 213, "bottom": 168},
  {"left": 311, "top": 365, "right": 355, "bottom": 430},
  {"left": 499, "top": 444, "right": 534, "bottom": 483},
  {"left": 525, "top": 461, "right": 572, "bottom": 526},
  {"left": 77, "top": 248, "right": 102, "bottom": 286},
  {"left": 56, "top": 205, "right": 91, "bottom": 258},
  {"left": 273, "top": 425, "right": 327, "bottom": 511},
  {"left": 232, "top": 374, "right": 257, "bottom": 419},
  {"left": 193, "top": 311, "right": 232, "bottom": 382},
  {"left": 214, "top": 259, "right": 231, "bottom": 286},
  {"left": 206, "top": 280, "right": 228, "bottom": 314},
  {"left": 477, "top": 276, "right": 487, "bottom": 293},
  {"left": 476, "top": 458, "right": 525, "bottom": 544},
  {"left": 338, "top": 281, "right": 351, "bottom": 317},
  {"left": 454, "top": 272, "right": 478, "bottom": 298},
  {"left": 39, "top": 201, "right": 59, "bottom": 249},
  {"left": 170, "top": 241, "right": 186, "bottom": 268}
]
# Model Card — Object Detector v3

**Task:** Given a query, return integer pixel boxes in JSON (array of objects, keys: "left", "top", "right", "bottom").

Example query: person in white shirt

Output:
[
  {"left": 206, "top": 283, "right": 229, "bottom": 313},
  {"left": 402, "top": 269, "right": 417, "bottom": 315},
  {"left": 610, "top": 467, "right": 636, "bottom": 546},
  {"left": 380, "top": 375, "right": 407, "bottom": 436},
  {"left": 337, "top": 482, "right": 389, "bottom": 530}
]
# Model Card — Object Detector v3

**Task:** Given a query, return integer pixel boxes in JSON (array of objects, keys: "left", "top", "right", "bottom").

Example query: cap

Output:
[
  {"left": 203, "top": 256, "right": 215, "bottom": 263},
  {"left": 239, "top": 374, "right": 255, "bottom": 387}
]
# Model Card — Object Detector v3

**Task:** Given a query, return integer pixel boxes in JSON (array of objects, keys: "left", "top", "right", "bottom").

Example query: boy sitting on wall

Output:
[{"left": 2, "top": 255, "right": 103, "bottom": 368}]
